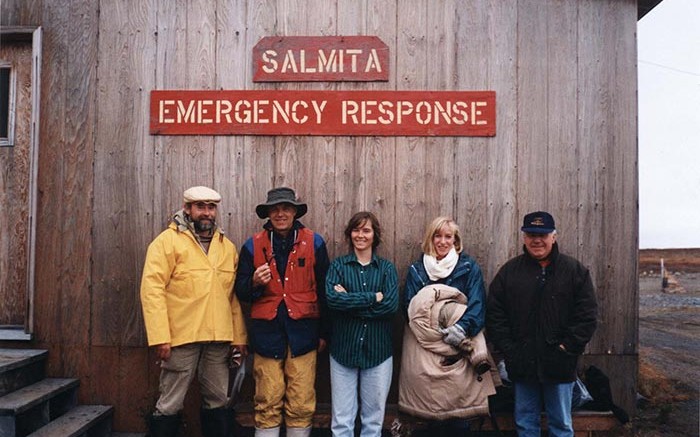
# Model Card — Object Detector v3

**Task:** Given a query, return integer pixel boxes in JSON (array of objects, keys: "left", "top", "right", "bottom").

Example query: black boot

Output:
[
  {"left": 149, "top": 413, "right": 180, "bottom": 437},
  {"left": 201, "top": 407, "right": 234, "bottom": 437}
]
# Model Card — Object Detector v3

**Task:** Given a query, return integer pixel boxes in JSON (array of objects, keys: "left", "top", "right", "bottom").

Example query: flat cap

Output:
[{"left": 183, "top": 186, "right": 221, "bottom": 204}]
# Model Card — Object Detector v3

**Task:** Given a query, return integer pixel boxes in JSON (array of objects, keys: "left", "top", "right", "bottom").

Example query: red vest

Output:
[{"left": 250, "top": 228, "right": 320, "bottom": 320}]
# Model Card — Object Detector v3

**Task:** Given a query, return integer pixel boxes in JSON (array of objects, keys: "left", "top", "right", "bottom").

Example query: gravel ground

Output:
[{"left": 634, "top": 273, "right": 700, "bottom": 437}]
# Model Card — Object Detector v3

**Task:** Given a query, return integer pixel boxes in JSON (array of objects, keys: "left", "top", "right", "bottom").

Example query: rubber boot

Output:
[
  {"left": 201, "top": 407, "right": 233, "bottom": 437},
  {"left": 285, "top": 427, "right": 312, "bottom": 437},
  {"left": 149, "top": 413, "right": 180, "bottom": 437},
  {"left": 254, "top": 426, "right": 281, "bottom": 437}
]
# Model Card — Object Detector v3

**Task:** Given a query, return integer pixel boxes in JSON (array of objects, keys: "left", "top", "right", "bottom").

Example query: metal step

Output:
[
  {"left": 26, "top": 405, "right": 113, "bottom": 437},
  {"left": 0, "top": 350, "right": 47, "bottom": 397},
  {"left": 0, "top": 378, "right": 79, "bottom": 437}
]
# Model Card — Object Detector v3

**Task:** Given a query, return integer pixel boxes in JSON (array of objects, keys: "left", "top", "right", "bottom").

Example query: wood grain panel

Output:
[
  {"left": 483, "top": 1, "right": 518, "bottom": 282},
  {"left": 395, "top": 0, "right": 427, "bottom": 286},
  {"left": 584, "top": 0, "right": 638, "bottom": 355},
  {"left": 214, "top": 0, "right": 248, "bottom": 244},
  {"left": 33, "top": 0, "right": 70, "bottom": 350},
  {"left": 91, "top": 0, "right": 156, "bottom": 348},
  {"left": 332, "top": 0, "right": 365, "bottom": 255},
  {"left": 32, "top": 0, "right": 97, "bottom": 365},
  {"left": 425, "top": 1, "right": 456, "bottom": 223},
  {"left": 609, "top": 0, "right": 639, "bottom": 356},
  {"left": 545, "top": 0, "right": 580, "bottom": 260},
  {"left": 516, "top": 1, "right": 549, "bottom": 217},
  {"left": 240, "top": 0, "right": 276, "bottom": 243},
  {"left": 154, "top": 0, "right": 216, "bottom": 234},
  {"left": 454, "top": 1, "right": 491, "bottom": 269},
  {"left": 578, "top": 0, "right": 638, "bottom": 355}
]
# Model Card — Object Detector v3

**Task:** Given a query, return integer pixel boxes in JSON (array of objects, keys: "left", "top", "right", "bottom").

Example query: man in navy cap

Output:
[
  {"left": 235, "top": 187, "right": 329, "bottom": 437},
  {"left": 486, "top": 211, "right": 598, "bottom": 437}
]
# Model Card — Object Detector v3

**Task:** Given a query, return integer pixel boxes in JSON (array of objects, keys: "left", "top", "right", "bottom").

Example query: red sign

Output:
[
  {"left": 150, "top": 90, "right": 496, "bottom": 137},
  {"left": 253, "top": 36, "right": 389, "bottom": 82}
]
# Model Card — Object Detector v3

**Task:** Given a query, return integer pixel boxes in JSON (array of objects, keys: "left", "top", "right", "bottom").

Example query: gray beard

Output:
[{"left": 194, "top": 219, "right": 215, "bottom": 233}]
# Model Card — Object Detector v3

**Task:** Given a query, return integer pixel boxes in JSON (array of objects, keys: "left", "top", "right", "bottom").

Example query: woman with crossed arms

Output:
[{"left": 325, "top": 211, "right": 399, "bottom": 437}]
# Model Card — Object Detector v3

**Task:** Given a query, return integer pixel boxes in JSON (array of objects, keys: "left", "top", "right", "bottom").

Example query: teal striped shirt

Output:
[{"left": 325, "top": 252, "right": 399, "bottom": 369}]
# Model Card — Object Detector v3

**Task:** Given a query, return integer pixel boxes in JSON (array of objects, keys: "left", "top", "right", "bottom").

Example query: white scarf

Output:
[{"left": 423, "top": 248, "right": 459, "bottom": 281}]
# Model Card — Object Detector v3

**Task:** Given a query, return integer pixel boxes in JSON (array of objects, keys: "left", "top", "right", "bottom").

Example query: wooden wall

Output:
[{"left": 0, "top": 0, "right": 639, "bottom": 433}]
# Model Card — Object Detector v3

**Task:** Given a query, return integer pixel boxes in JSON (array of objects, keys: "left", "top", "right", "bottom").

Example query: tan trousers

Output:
[
  {"left": 155, "top": 342, "right": 230, "bottom": 415},
  {"left": 253, "top": 349, "right": 317, "bottom": 429}
]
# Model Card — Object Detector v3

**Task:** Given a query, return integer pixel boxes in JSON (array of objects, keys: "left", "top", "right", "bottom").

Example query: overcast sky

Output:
[{"left": 638, "top": 0, "right": 700, "bottom": 249}]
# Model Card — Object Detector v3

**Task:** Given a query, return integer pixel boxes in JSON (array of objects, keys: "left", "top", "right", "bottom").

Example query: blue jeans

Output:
[
  {"left": 514, "top": 381, "right": 574, "bottom": 437},
  {"left": 330, "top": 355, "right": 393, "bottom": 437}
]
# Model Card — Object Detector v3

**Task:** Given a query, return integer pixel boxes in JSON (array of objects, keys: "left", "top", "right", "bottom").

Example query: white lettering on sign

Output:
[
  {"left": 159, "top": 99, "right": 330, "bottom": 125},
  {"left": 159, "top": 98, "right": 489, "bottom": 127},
  {"left": 261, "top": 48, "right": 383, "bottom": 75},
  {"left": 340, "top": 100, "right": 486, "bottom": 126}
]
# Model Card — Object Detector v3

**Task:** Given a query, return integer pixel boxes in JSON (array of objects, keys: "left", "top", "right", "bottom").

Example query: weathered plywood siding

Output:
[
  {"left": 0, "top": 0, "right": 639, "bottom": 432},
  {"left": 3, "top": 0, "right": 99, "bottom": 385}
]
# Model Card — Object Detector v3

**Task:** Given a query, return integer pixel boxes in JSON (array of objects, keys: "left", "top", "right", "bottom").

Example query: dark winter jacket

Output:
[{"left": 486, "top": 243, "right": 598, "bottom": 383}]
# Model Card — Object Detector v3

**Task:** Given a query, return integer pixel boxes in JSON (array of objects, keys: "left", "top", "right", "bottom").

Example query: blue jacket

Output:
[
  {"left": 404, "top": 252, "right": 486, "bottom": 337},
  {"left": 235, "top": 220, "right": 329, "bottom": 358}
]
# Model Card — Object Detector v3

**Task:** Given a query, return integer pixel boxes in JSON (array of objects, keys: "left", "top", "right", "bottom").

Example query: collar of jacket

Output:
[
  {"left": 342, "top": 251, "right": 379, "bottom": 266},
  {"left": 170, "top": 208, "right": 225, "bottom": 237}
]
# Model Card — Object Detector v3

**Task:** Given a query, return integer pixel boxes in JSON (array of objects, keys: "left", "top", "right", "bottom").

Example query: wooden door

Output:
[{"left": 0, "top": 27, "right": 40, "bottom": 339}]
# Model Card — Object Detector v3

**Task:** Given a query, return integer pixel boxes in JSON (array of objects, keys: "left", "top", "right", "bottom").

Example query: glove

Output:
[
  {"left": 458, "top": 337, "right": 474, "bottom": 354},
  {"left": 439, "top": 324, "right": 466, "bottom": 347}
]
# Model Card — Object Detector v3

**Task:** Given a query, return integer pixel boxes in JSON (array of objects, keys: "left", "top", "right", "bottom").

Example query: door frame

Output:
[{"left": 0, "top": 26, "right": 41, "bottom": 340}]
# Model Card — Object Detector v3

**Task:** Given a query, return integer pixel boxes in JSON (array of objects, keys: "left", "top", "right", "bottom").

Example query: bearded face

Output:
[{"left": 185, "top": 202, "right": 218, "bottom": 234}]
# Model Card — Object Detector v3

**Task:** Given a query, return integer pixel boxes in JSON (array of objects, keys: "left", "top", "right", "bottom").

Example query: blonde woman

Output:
[{"left": 399, "top": 217, "right": 495, "bottom": 436}]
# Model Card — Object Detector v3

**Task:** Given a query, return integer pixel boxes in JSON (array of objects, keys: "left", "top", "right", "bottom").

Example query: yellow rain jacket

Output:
[{"left": 140, "top": 217, "right": 247, "bottom": 347}]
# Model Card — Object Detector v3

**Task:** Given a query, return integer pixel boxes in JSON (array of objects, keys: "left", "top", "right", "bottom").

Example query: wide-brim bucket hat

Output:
[{"left": 255, "top": 187, "right": 308, "bottom": 219}]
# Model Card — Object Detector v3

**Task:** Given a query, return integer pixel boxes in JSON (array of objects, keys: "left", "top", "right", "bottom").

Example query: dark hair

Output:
[{"left": 344, "top": 211, "right": 382, "bottom": 251}]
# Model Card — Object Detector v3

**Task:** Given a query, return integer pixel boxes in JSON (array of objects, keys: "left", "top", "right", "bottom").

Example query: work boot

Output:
[
  {"left": 285, "top": 427, "right": 312, "bottom": 437},
  {"left": 254, "top": 426, "right": 280, "bottom": 437},
  {"left": 201, "top": 407, "right": 233, "bottom": 437},
  {"left": 149, "top": 413, "right": 180, "bottom": 437}
]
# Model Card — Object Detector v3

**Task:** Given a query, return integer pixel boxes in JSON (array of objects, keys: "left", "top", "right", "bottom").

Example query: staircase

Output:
[{"left": 0, "top": 349, "right": 118, "bottom": 437}]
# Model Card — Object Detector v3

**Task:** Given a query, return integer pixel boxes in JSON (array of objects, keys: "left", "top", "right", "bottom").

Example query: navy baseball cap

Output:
[{"left": 521, "top": 211, "right": 556, "bottom": 234}]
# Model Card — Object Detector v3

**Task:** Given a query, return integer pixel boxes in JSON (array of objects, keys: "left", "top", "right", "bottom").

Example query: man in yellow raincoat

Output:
[{"left": 141, "top": 186, "right": 248, "bottom": 437}]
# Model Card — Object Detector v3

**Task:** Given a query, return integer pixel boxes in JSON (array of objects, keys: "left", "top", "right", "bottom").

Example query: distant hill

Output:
[{"left": 639, "top": 248, "right": 700, "bottom": 273}]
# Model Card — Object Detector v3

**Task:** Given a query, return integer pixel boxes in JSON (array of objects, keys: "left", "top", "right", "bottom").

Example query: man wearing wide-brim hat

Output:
[
  {"left": 141, "top": 186, "right": 248, "bottom": 437},
  {"left": 235, "top": 187, "right": 330, "bottom": 437}
]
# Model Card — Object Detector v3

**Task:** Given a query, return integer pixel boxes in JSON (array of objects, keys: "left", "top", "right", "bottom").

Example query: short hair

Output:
[
  {"left": 344, "top": 211, "right": 382, "bottom": 251},
  {"left": 421, "top": 216, "right": 463, "bottom": 257}
]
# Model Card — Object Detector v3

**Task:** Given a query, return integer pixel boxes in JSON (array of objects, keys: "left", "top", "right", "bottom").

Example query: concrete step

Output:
[
  {"left": 0, "top": 350, "right": 47, "bottom": 397},
  {"left": 26, "top": 405, "right": 113, "bottom": 437},
  {"left": 0, "top": 378, "right": 79, "bottom": 437}
]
